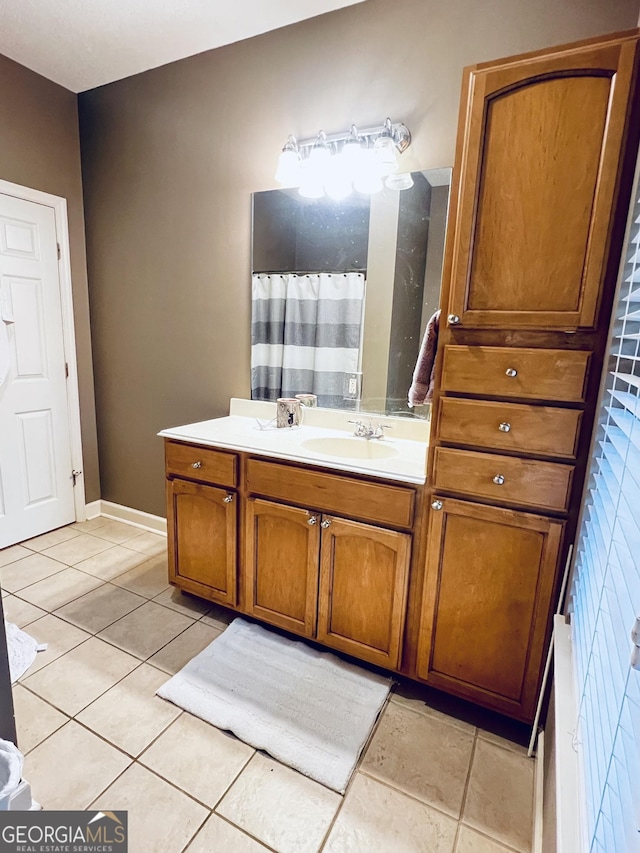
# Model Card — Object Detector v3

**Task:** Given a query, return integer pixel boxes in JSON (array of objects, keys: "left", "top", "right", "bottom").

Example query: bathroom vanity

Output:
[
  {"left": 162, "top": 29, "right": 640, "bottom": 725},
  {"left": 161, "top": 405, "right": 428, "bottom": 675}
]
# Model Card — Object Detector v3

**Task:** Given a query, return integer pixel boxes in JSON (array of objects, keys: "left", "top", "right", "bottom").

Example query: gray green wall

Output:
[
  {"left": 0, "top": 54, "right": 100, "bottom": 502},
  {"left": 78, "top": 0, "right": 639, "bottom": 516}
]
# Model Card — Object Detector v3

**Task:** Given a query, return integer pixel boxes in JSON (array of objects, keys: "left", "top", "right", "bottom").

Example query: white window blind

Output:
[{"left": 570, "top": 153, "right": 640, "bottom": 852}]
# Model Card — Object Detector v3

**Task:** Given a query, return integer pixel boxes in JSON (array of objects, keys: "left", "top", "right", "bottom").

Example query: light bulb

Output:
[
  {"left": 373, "top": 135, "right": 399, "bottom": 176},
  {"left": 275, "top": 145, "right": 301, "bottom": 186},
  {"left": 385, "top": 172, "right": 414, "bottom": 191}
]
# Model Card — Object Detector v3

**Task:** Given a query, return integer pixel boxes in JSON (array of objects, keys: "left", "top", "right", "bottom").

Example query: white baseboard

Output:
[
  {"left": 533, "top": 729, "right": 544, "bottom": 853},
  {"left": 554, "top": 614, "right": 582, "bottom": 853},
  {"left": 85, "top": 500, "right": 167, "bottom": 535}
]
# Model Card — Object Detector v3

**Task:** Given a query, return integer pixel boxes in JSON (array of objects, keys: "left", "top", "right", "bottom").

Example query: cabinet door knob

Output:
[
  {"left": 498, "top": 422, "right": 511, "bottom": 433},
  {"left": 447, "top": 314, "right": 461, "bottom": 326},
  {"left": 307, "top": 516, "right": 317, "bottom": 525},
  {"left": 493, "top": 474, "right": 505, "bottom": 485},
  {"left": 431, "top": 500, "right": 443, "bottom": 510},
  {"left": 191, "top": 461, "right": 202, "bottom": 469},
  {"left": 223, "top": 494, "right": 233, "bottom": 503},
  {"left": 505, "top": 368, "right": 518, "bottom": 378},
  {"left": 320, "top": 518, "right": 332, "bottom": 529}
]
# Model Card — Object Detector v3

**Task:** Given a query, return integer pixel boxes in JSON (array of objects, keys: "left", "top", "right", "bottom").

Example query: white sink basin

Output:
[{"left": 301, "top": 436, "right": 398, "bottom": 460}]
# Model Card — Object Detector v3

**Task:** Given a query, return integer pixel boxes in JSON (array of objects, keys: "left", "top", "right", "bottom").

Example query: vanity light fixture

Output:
[{"left": 275, "top": 118, "right": 412, "bottom": 199}]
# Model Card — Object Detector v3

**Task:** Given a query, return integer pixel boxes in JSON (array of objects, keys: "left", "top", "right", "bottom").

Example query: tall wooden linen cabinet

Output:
[{"left": 417, "top": 30, "right": 640, "bottom": 722}]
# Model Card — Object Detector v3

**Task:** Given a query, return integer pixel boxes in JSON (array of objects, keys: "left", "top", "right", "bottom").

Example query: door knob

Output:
[
  {"left": 191, "top": 461, "right": 202, "bottom": 468},
  {"left": 320, "top": 519, "right": 332, "bottom": 529},
  {"left": 505, "top": 368, "right": 518, "bottom": 378},
  {"left": 447, "top": 314, "right": 461, "bottom": 326},
  {"left": 493, "top": 474, "right": 505, "bottom": 485},
  {"left": 498, "top": 422, "right": 511, "bottom": 433},
  {"left": 431, "top": 500, "right": 443, "bottom": 510},
  {"left": 307, "top": 516, "right": 317, "bottom": 525},
  {"left": 223, "top": 494, "right": 233, "bottom": 503}
]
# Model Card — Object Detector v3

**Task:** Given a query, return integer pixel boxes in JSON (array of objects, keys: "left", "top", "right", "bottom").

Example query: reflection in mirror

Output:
[{"left": 251, "top": 168, "right": 451, "bottom": 416}]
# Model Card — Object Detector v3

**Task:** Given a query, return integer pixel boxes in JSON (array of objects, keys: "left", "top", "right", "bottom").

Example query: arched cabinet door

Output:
[{"left": 446, "top": 35, "right": 639, "bottom": 331}]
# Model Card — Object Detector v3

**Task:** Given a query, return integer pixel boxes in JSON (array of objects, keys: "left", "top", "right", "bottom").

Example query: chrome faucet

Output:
[{"left": 348, "top": 420, "right": 392, "bottom": 440}]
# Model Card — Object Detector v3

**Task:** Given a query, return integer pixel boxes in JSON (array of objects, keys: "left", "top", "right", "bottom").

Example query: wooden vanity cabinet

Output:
[
  {"left": 419, "top": 30, "right": 640, "bottom": 723},
  {"left": 244, "top": 460, "right": 414, "bottom": 670},
  {"left": 418, "top": 499, "right": 564, "bottom": 721},
  {"left": 445, "top": 32, "right": 640, "bottom": 331}
]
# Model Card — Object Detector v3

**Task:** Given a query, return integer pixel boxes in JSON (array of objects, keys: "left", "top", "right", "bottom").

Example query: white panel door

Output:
[{"left": 0, "top": 193, "right": 75, "bottom": 547}]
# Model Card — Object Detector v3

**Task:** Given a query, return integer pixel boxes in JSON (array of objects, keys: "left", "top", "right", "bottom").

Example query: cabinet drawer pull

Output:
[
  {"left": 320, "top": 518, "right": 332, "bottom": 529},
  {"left": 493, "top": 474, "right": 505, "bottom": 485},
  {"left": 447, "top": 313, "right": 461, "bottom": 326},
  {"left": 431, "top": 500, "right": 443, "bottom": 510},
  {"left": 505, "top": 368, "right": 518, "bottom": 378},
  {"left": 498, "top": 422, "right": 511, "bottom": 433},
  {"left": 223, "top": 494, "right": 233, "bottom": 503},
  {"left": 307, "top": 515, "right": 317, "bottom": 525},
  {"left": 191, "top": 461, "right": 202, "bottom": 469}
]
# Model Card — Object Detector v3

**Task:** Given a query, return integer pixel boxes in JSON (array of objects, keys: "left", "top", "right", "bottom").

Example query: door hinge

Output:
[
  {"left": 71, "top": 469, "right": 82, "bottom": 486},
  {"left": 65, "top": 362, "right": 69, "bottom": 378},
  {"left": 57, "top": 242, "right": 61, "bottom": 260}
]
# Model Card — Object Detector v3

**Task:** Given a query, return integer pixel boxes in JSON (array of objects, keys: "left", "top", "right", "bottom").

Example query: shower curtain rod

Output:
[{"left": 252, "top": 269, "right": 367, "bottom": 276}]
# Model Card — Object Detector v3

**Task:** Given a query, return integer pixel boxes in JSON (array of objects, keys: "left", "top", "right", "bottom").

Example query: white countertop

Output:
[{"left": 159, "top": 401, "right": 429, "bottom": 485}]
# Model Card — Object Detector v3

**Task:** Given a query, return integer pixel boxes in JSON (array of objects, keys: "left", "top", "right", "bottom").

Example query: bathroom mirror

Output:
[{"left": 251, "top": 168, "right": 451, "bottom": 416}]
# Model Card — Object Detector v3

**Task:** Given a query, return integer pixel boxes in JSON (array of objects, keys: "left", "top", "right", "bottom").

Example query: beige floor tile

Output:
[
  {"left": 69, "top": 517, "right": 110, "bottom": 533},
  {"left": 54, "top": 583, "right": 145, "bottom": 634},
  {"left": 23, "top": 636, "right": 140, "bottom": 715},
  {"left": 0, "top": 544, "right": 33, "bottom": 568},
  {"left": 123, "top": 531, "right": 167, "bottom": 556},
  {"left": 456, "top": 825, "right": 517, "bottom": 853},
  {"left": 1, "top": 553, "right": 66, "bottom": 593},
  {"left": 25, "top": 720, "right": 130, "bottom": 809},
  {"left": 77, "top": 664, "right": 181, "bottom": 756},
  {"left": 141, "top": 714, "right": 254, "bottom": 807},
  {"left": 42, "top": 533, "right": 113, "bottom": 565},
  {"left": 361, "top": 700, "right": 475, "bottom": 818},
  {"left": 98, "top": 600, "right": 194, "bottom": 660},
  {"left": 477, "top": 728, "right": 529, "bottom": 757},
  {"left": 73, "top": 544, "right": 149, "bottom": 581},
  {"left": 19, "top": 614, "right": 91, "bottom": 676},
  {"left": 186, "top": 814, "right": 269, "bottom": 852},
  {"left": 16, "top": 567, "right": 102, "bottom": 611},
  {"left": 12, "top": 685, "right": 68, "bottom": 753},
  {"left": 324, "top": 773, "right": 457, "bottom": 853},
  {"left": 111, "top": 553, "right": 170, "bottom": 598},
  {"left": 390, "top": 686, "right": 476, "bottom": 735},
  {"left": 153, "top": 585, "right": 212, "bottom": 617},
  {"left": 148, "top": 621, "right": 221, "bottom": 674},
  {"left": 217, "top": 753, "right": 341, "bottom": 853},
  {"left": 87, "top": 519, "right": 148, "bottom": 545},
  {"left": 22, "top": 527, "right": 80, "bottom": 552},
  {"left": 92, "top": 763, "right": 208, "bottom": 853},
  {"left": 462, "top": 737, "right": 535, "bottom": 852},
  {"left": 3, "top": 595, "right": 47, "bottom": 627},
  {"left": 200, "top": 602, "right": 235, "bottom": 629}
]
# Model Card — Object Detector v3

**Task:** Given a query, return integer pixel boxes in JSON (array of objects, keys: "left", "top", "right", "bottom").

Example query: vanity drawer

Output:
[
  {"left": 245, "top": 458, "right": 415, "bottom": 529},
  {"left": 440, "top": 346, "right": 591, "bottom": 402},
  {"left": 437, "top": 398, "right": 583, "bottom": 458},
  {"left": 165, "top": 440, "right": 237, "bottom": 487},
  {"left": 433, "top": 447, "right": 574, "bottom": 512}
]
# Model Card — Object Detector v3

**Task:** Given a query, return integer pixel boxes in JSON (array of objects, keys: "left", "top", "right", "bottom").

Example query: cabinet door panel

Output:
[
  {"left": 245, "top": 498, "right": 320, "bottom": 637},
  {"left": 167, "top": 479, "right": 237, "bottom": 605},
  {"left": 418, "top": 498, "right": 563, "bottom": 721},
  {"left": 448, "top": 38, "right": 639, "bottom": 329},
  {"left": 317, "top": 517, "right": 410, "bottom": 669}
]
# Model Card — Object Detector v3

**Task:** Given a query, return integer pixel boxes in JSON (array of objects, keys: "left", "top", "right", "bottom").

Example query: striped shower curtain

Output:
[{"left": 251, "top": 273, "right": 365, "bottom": 408}]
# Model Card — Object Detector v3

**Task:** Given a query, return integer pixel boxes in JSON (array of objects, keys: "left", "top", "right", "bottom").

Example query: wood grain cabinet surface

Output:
[
  {"left": 445, "top": 34, "right": 640, "bottom": 331},
  {"left": 417, "top": 498, "right": 564, "bottom": 721}
]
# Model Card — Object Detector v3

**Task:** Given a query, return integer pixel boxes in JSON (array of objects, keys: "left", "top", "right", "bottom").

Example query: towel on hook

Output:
[{"left": 408, "top": 309, "right": 440, "bottom": 406}]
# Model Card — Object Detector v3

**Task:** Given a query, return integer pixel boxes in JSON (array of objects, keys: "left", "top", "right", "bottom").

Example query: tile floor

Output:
[{"left": 2, "top": 517, "right": 536, "bottom": 853}]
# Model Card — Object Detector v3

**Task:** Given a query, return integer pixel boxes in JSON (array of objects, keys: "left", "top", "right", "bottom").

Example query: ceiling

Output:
[{"left": 0, "top": 0, "right": 366, "bottom": 93}]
